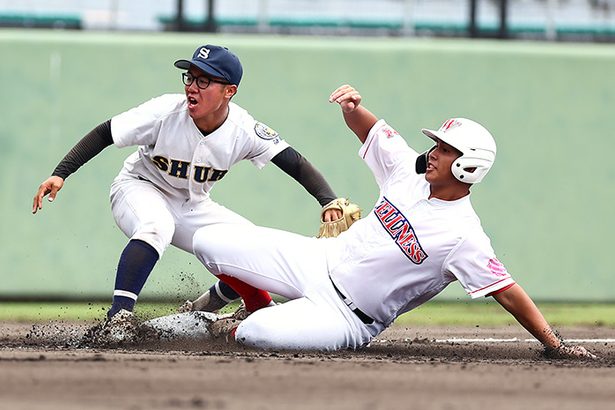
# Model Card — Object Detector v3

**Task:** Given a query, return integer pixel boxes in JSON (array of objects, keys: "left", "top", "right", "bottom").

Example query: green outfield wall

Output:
[{"left": 1, "top": 29, "right": 614, "bottom": 302}]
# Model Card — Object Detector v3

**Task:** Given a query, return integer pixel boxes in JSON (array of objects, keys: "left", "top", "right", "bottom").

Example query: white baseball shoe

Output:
[
  {"left": 90, "top": 309, "right": 139, "bottom": 345},
  {"left": 82, "top": 309, "right": 166, "bottom": 347},
  {"left": 105, "top": 309, "right": 139, "bottom": 342}
]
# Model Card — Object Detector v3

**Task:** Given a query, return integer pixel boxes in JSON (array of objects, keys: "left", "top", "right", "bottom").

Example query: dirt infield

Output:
[{"left": 1, "top": 321, "right": 614, "bottom": 410}]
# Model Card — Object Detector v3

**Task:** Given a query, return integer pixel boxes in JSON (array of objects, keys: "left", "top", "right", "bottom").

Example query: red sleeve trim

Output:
[
  {"left": 486, "top": 283, "right": 516, "bottom": 298},
  {"left": 469, "top": 277, "right": 512, "bottom": 294},
  {"left": 361, "top": 134, "right": 376, "bottom": 159}
]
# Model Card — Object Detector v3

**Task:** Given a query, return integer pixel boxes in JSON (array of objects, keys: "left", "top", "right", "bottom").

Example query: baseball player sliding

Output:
[
  {"left": 188, "top": 84, "right": 595, "bottom": 359},
  {"left": 32, "top": 44, "right": 343, "bottom": 332}
]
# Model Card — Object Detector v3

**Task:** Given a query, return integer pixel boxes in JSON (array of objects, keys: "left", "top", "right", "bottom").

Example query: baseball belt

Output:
[{"left": 330, "top": 279, "right": 374, "bottom": 325}]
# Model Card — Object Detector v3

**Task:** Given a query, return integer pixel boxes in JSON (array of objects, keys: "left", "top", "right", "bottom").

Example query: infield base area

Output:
[{"left": 1, "top": 322, "right": 613, "bottom": 410}]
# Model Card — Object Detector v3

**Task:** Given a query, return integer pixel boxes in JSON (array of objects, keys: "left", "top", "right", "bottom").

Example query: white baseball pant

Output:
[
  {"left": 192, "top": 224, "right": 375, "bottom": 351},
  {"left": 110, "top": 178, "right": 251, "bottom": 257}
]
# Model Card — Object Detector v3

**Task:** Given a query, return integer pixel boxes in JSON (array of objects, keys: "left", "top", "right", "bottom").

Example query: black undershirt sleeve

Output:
[
  {"left": 52, "top": 120, "right": 113, "bottom": 180},
  {"left": 271, "top": 147, "right": 337, "bottom": 207}
]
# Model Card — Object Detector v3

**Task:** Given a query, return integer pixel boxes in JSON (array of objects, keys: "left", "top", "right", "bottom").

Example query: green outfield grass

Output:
[
  {"left": 0, "top": 302, "right": 179, "bottom": 323},
  {"left": 1, "top": 301, "right": 614, "bottom": 327}
]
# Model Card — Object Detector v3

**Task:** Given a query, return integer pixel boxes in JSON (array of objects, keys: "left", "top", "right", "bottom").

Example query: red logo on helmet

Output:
[{"left": 439, "top": 119, "right": 462, "bottom": 132}]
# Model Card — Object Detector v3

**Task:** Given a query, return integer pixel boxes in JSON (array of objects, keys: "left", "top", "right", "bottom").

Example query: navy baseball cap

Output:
[{"left": 174, "top": 45, "right": 243, "bottom": 86}]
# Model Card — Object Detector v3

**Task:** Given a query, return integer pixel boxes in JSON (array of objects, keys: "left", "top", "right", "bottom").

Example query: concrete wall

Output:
[{"left": 2, "top": 29, "right": 614, "bottom": 302}]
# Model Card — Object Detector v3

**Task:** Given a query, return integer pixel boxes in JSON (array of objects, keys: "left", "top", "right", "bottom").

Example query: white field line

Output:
[{"left": 433, "top": 338, "right": 615, "bottom": 344}]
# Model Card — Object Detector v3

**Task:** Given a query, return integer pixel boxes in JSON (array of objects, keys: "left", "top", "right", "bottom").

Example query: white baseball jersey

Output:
[
  {"left": 111, "top": 94, "right": 289, "bottom": 202},
  {"left": 192, "top": 119, "right": 515, "bottom": 351},
  {"left": 327, "top": 120, "right": 515, "bottom": 327},
  {"left": 108, "top": 94, "right": 289, "bottom": 257}
]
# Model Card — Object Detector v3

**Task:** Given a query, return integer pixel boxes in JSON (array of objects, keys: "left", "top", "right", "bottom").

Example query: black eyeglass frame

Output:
[{"left": 182, "top": 72, "right": 230, "bottom": 89}]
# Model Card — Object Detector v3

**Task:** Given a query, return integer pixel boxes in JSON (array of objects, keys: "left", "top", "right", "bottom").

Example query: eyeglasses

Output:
[{"left": 181, "top": 72, "right": 229, "bottom": 89}]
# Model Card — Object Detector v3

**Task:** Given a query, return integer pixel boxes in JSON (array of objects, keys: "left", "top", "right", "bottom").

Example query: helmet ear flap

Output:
[
  {"left": 415, "top": 151, "right": 428, "bottom": 174},
  {"left": 415, "top": 146, "right": 436, "bottom": 174},
  {"left": 451, "top": 156, "right": 491, "bottom": 184}
]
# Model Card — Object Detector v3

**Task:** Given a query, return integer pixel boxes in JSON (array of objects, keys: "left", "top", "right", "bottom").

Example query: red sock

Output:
[{"left": 216, "top": 274, "right": 272, "bottom": 313}]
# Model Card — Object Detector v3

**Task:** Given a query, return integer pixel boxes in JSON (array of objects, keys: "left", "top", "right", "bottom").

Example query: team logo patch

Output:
[
  {"left": 254, "top": 122, "right": 279, "bottom": 140},
  {"left": 381, "top": 126, "right": 399, "bottom": 139},
  {"left": 374, "top": 197, "right": 428, "bottom": 264}
]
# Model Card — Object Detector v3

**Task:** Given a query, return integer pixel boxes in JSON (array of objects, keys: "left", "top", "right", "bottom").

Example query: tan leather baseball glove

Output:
[{"left": 317, "top": 198, "right": 361, "bottom": 238}]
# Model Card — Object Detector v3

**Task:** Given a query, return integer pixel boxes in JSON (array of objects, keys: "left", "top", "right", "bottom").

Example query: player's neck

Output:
[
  {"left": 194, "top": 105, "right": 230, "bottom": 135},
  {"left": 428, "top": 182, "right": 471, "bottom": 201}
]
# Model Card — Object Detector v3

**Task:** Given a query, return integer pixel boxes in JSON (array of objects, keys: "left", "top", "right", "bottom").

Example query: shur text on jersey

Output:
[
  {"left": 374, "top": 197, "right": 428, "bottom": 264},
  {"left": 152, "top": 156, "right": 228, "bottom": 182}
]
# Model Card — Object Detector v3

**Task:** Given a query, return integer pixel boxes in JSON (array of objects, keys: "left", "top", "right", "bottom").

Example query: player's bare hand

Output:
[
  {"left": 545, "top": 344, "right": 598, "bottom": 360},
  {"left": 323, "top": 208, "right": 343, "bottom": 222},
  {"left": 32, "top": 176, "right": 64, "bottom": 214},
  {"left": 329, "top": 84, "right": 362, "bottom": 113}
]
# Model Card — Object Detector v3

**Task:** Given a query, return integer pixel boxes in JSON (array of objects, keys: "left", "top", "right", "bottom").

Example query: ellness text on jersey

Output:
[
  {"left": 374, "top": 197, "right": 428, "bottom": 264},
  {"left": 151, "top": 156, "right": 228, "bottom": 182}
]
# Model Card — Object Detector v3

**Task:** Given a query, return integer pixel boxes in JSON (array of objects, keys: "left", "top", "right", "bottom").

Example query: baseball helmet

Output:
[{"left": 416, "top": 118, "right": 496, "bottom": 184}]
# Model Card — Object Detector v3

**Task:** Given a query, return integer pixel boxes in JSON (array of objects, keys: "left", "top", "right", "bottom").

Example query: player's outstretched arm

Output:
[
  {"left": 32, "top": 176, "right": 64, "bottom": 214},
  {"left": 329, "top": 84, "right": 378, "bottom": 144},
  {"left": 492, "top": 284, "right": 597, "bottom": 359},
  {"left": 31, "top": 120, "right": 114, "bottom": 215}
]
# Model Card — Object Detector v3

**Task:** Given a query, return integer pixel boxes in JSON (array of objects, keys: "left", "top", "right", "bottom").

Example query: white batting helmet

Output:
[{"left": 418, "top": 118, "right": 497, "bottom": 184}]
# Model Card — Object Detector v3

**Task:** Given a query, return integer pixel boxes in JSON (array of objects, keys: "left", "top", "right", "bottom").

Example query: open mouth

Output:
[{"left": 187, "top": 96, "right": 198, "bottom": 108}]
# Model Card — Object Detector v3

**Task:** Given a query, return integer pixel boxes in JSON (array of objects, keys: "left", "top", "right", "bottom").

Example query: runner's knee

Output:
[{"left": 234, "top": 317, "right": 280, "bottom": 349}]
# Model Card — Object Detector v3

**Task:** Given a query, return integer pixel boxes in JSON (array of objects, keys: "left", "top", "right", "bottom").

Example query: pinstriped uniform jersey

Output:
[{"left": 326, "top": 120, "right": 515, "bottom": 328}]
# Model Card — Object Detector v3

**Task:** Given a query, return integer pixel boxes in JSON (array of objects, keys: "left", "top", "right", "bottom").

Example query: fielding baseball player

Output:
[
  {"left": 31, "top": 44, "right": 344, "bottom": 325},
  {"left": 190, "top": 84, "right": 595, "bottom": 359}
]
